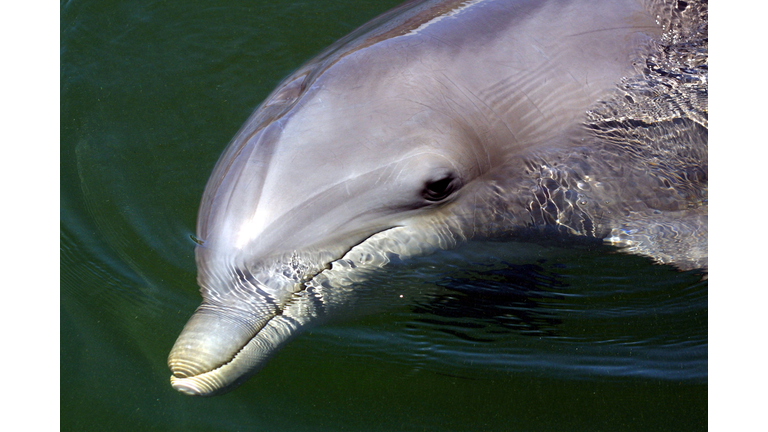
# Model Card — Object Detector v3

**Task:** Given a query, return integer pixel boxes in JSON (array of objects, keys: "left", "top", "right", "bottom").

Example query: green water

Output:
[{"left": 61, "top": 1, "right": 706, "bottom": 430}]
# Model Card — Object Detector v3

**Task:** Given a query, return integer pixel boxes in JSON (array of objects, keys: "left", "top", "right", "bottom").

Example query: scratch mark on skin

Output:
[{"left": 567, "top": 26, "right": 660, "bottom": 38}]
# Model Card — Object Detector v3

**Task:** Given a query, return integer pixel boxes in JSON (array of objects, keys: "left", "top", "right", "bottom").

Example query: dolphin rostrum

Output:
[{"left": 168, "top": 0, "right": 707, "bottom": 395}]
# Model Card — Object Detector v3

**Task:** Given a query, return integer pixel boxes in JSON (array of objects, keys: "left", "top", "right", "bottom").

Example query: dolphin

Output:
[{"left": 168, "top": 0, "right": 707, "bottom": 395}]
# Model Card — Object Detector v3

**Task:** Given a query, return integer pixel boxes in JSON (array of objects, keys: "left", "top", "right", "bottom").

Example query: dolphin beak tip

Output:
[
  {"left": 169, "top": 374, "right": 219, "bottom": 397},
  {"left": 170, "top": 376, "right": 199, "bottom": 396}
]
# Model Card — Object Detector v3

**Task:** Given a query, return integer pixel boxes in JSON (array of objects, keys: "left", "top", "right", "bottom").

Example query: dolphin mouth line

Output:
[
  {"left": 170, "top": 276, "right": 311, "bottom": 395},
  {"left": 170, "top": 303, "right": 314, "bottom": 396},
  {"left": 171, "top": 227, "right": 403, "bottom": 396},
  {"left": 170, "top": 327, "right": 264, "bottom": 396},
  {"left": 170, "top": 292, "right": 309, "bottom": 396}
]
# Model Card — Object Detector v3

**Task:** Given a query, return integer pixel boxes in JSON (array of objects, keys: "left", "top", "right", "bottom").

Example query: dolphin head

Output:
[
  {"left": 168, "top": 0, "right": 667, "bottom": 395},
  {"left": 167, "top": 36, "right": 502, "bottom": 396}
]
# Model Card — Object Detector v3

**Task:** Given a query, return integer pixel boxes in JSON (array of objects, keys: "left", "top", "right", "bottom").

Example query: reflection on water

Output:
[
  {"left": 309, "top": 248, "right": 707, "bottom": 383},
  {"left": 61, "top": 0, "right": 706, "bottom": 431}
]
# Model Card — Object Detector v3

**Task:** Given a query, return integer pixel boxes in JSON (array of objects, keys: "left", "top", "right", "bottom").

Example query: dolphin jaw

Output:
[
  {"left": 168, "top": 300, "right": 314, "bottom": 396},
  {"left": 168, "top": 267, "right": 326, "bottom": 396},
  {"left": 169, "top": 221, "right": 456, "bottom": 396},
  {"left": 169, "top": 318, "right": 274, "bottom": 396}
]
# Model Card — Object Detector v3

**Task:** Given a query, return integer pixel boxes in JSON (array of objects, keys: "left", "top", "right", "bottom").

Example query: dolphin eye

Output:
[{"left": 422, "top": 175, "right": 459, "bottom": 202}]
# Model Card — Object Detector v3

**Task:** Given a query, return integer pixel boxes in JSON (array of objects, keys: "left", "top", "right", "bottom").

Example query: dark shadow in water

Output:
[{"left": 411, "top": 261, "right": 568, "bottom": 342}]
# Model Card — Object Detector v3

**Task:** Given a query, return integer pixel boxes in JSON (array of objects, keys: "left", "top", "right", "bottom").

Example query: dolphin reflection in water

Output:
[{"left": 168, "top": 0, "right": 707, "bottom": 395}]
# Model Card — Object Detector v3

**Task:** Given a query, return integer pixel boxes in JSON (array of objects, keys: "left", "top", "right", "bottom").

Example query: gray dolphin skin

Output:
[{"left": 169, "top": 0, "right": 707, "bottom": 396}]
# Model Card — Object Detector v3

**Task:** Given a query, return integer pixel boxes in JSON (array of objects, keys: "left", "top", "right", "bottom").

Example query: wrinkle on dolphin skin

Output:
[{"left": 168, "top": 0, "right": 708, "bottom": 396}]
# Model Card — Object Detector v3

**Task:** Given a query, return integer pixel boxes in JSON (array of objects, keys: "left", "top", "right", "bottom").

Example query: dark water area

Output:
[{"left": 61, "top": 1, "right": 707, "bottom": 430}]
